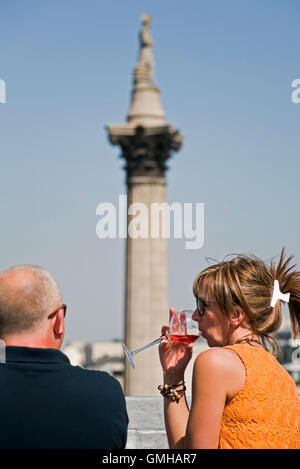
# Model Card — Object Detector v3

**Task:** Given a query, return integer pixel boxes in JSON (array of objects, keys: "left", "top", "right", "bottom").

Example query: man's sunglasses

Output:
[{"left": 49, "top": 304, "right": 67, "bottom": 318}]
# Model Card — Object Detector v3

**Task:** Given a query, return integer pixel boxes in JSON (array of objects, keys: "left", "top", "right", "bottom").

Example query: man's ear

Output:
[
  {"left": 53, "top": 310, "right": 64, "bottom": 338},
  {"left": 230, "top": 306, "right": 245, "bottom": 327}
]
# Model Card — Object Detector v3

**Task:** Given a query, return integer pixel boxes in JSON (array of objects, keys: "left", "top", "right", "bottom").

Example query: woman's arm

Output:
[
  {"left": 159, "top": 314, "right": 194, "bottom": 449},
  {"left": 163, "top": 375, "right": 190, "bottom": 449},
  {"left": 161, "top": 347, "right": 229, "bottom": 449},
  {"left": 185, "top": 349, "right": 228, "bottom": 449}
]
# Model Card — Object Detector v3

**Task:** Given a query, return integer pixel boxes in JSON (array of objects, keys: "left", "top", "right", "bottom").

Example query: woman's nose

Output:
[{"left": 192, "top": 309, "right": 199, "bottom": 322}]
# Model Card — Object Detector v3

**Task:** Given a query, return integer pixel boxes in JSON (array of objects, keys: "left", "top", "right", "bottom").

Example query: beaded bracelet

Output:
[{"left": 158, "top": 381, "right": 186, "bottom": 402}]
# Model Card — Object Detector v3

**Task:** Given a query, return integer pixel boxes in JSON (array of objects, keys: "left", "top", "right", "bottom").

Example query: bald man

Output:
[{"left": 0, "top": 265, "right": 128, "bottom": 449}]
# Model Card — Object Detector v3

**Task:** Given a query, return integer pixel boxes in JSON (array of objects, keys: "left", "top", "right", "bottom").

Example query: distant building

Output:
[{"left": 275, "top": 329, "right": 300, "bottom": 392}]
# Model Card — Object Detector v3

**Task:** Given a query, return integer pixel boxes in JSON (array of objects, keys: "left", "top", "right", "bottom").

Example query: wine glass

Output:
[{"left": 122, "top": 309, "right": 199, "bottom": 369}]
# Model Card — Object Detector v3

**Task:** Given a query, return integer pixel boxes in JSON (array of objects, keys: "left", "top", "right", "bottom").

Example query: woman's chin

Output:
[{"left": 206, "top": 336, "right": 222, "bottom": 348}]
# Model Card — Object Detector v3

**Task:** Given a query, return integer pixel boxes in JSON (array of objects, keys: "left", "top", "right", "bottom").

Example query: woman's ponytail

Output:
[{"left": 271, "top": 248, "right": 300, "bottom": 340}]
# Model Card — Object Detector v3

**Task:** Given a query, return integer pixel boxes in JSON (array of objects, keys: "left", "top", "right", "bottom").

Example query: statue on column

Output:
[{"left": 134, "top": 14, "right": 155, "bottom": 88}]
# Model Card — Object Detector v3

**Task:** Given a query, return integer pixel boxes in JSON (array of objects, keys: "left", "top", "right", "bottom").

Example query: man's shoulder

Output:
[
  {"left": 69, "top": 365, "right": 123, "bottom": 391},
  {"left": 63, "top": 365, "right": 127, "bottom": 414}
]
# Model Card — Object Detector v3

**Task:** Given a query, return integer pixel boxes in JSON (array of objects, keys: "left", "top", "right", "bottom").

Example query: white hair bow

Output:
[{"left": 270, "top": 280, "right": 290, "bottom": 307}]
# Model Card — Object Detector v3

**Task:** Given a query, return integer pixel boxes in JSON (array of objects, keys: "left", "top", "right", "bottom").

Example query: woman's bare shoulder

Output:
[
  {"left": 193, "top": 348, "right": 246, "bottom": 400},
  {"left": 193, "top": 347, "right": 245, "bottom": 377},
  {"left": 195, "top": 346, "right": 241, "bottom": 363}
]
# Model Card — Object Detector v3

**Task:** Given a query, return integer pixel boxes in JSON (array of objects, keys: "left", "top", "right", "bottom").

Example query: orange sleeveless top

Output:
[{"left": 218, "top": 343, "right": 300, "bottom": 449}]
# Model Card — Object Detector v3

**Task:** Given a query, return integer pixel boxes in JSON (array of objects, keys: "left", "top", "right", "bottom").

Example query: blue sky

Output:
[{"left": 0, "top": 0, "right": 299, "bottom": 344}]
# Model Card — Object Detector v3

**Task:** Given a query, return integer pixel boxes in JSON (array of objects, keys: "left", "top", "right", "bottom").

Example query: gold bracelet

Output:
[{"left": 158, "top": 381, "right": 186, "bottom": 402}]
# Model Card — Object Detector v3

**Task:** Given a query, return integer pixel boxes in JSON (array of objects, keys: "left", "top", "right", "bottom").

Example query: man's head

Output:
[{"left": 0, "top": 265, "right": 65, "bottom": 349}]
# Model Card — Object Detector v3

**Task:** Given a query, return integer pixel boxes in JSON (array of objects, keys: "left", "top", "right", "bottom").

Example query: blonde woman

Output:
[{"left": 159, "top": 249, "right": 300, "bottom": 449}]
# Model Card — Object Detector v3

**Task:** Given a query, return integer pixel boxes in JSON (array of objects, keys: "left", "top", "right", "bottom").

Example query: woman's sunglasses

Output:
[
  {"left": 196, "top": 290, "right": 239, "bottom": 317},
  {"left": 196, "top": 297, "right": 215, "bottom": 317}
]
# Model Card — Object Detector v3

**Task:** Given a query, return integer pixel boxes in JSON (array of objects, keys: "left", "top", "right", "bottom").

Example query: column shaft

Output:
[{"left": 125, "top": 176, "right": 168, "bottom": 396}]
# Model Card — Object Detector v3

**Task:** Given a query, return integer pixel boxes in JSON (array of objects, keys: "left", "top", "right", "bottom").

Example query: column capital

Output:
[{"left": 108, "top": 125, "right": 183, "bottom": 180}]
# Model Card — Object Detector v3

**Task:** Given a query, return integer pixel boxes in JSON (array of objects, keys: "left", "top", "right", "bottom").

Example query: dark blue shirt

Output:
[{"left": 0, "top": 346, "right": 128, "bottom": 449}]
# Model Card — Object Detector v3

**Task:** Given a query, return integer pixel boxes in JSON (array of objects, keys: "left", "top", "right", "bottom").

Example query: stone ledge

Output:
[
  {"left": 126, "top": 430, "right": 168, "bottom": 450},
  {"left": 125, "top": 397, "right": 167, "bottom": 449},
  {"left": 125, "top": 396, "right": 191, "bottom": 449}
]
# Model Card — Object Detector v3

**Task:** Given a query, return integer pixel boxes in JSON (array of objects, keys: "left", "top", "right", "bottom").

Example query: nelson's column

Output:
[{"left": 106, "top": 15, "right": 183, "bottom": 396}]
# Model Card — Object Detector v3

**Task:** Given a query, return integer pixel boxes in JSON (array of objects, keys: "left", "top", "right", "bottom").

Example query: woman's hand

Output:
[{"left": 159, "top": 308, "right": 194, "bottom": 381}]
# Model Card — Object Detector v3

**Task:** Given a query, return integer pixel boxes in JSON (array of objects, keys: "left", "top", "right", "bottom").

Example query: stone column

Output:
[{"left": 106, "top": 15, "right": 183, "bottom": 395}]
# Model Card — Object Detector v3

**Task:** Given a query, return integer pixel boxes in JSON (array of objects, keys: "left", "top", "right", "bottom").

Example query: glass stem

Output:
[{"left": 132, "top": 337, "right": 163, "bottom": 355}]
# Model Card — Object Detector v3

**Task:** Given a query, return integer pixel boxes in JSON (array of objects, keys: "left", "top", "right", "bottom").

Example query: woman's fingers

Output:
[
  {"left": 159, "top": 325, "right": 170, "bottom": 349},
  {"left": 169, "top": 307, "right": 176, "bottom": 322},
  {"left": 161, "top": 324, "right": 170, "bottom": 336},
  {"left": 179, "top": 310, "right": 187, "bottom": 335}
]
